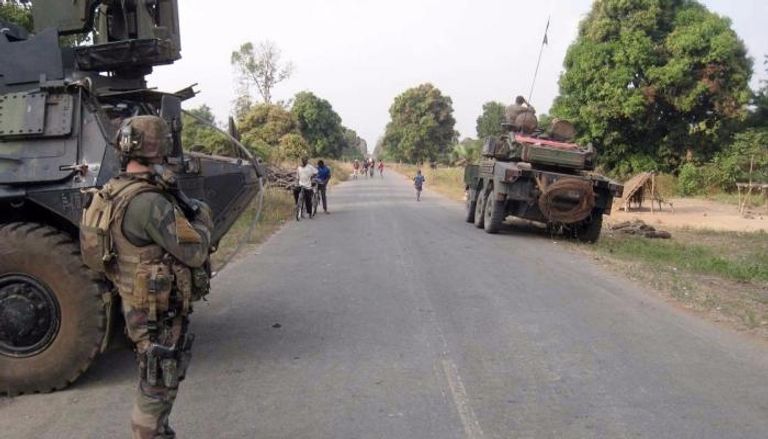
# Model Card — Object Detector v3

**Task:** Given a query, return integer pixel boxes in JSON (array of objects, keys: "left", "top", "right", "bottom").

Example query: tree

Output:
[
  {"left": 476, "top": 102, "right": 506, "bottom": 139},
  {"left": 0, "top": 0, "right": 32, "bottom": 31},
  {"left": 231, "top": 41, "right": 294, "bottom": 104},
  {"left": 381, "top": 83, "right": 457, "bottom": 163},
  {"left": 278, "top": 133, "right": 311, "bottom": 161},
  {"left": 182, "top": 105, "right": 231, "bottom": 155},
  {"left": 291, "top": 91, "right": 346, "bottom": 158},
  {"left": 551, "top": 0, "right": 753, "bottom": 174},
  {"left": 341, "top": 128, "right": 366, "bottom": 160},
  {"left": 238, "top": 103, "right": 300, "bottom": 160}
]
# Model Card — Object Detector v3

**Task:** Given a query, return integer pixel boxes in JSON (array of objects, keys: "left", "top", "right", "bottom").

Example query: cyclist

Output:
[
  {"left": 293, "top": 156, "right": 317, "bottom": 218},
  {"left": 353, "top": 159, "right": 360, "bottom": 179},
  {"left": 378, "top": 160, "right": 384, "bottom": 178},
  {"left": 316, "top": 160, "right": 332, "bottom": 214}
]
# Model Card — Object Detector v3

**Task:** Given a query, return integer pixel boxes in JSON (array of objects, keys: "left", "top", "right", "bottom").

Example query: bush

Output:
[{"left": 678, "top": 163, "right": 705, "bottom": 196}]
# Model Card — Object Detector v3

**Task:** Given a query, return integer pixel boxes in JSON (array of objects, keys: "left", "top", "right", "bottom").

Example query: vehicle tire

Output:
[
  {"left": 573, "top": 213, "right": 603, "bottom": 243},
  {"left": 473, "top": 187, "right": 486, "bottom": 229},
  {"left": 295, "top": 196, "right": 303, "bottom": 222},
  {"left": 483, "top": 192, "right": 505, "bottom": 234},
  {"left": 465, "top": 189, "right": 477, "bottom": 223},
  {"left": 0, "top": 222, "right": 107, "bottom": 395}
]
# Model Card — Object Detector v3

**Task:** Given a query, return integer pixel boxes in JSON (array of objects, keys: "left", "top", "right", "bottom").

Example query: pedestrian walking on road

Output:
[
  {"left": 378, "top": 161, "right": 384, "bottom": 178},
  {"left": 414, "top": 170, "right": 426, "bottom": 201}
]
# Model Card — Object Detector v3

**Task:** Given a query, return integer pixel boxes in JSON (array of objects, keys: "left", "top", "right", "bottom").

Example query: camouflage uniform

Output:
[
  {"left": 505, "top": 96, "right": 536, "bottom": 131},
  {"left": 89, "top": 116, "right": 213, "bottom": 438}
]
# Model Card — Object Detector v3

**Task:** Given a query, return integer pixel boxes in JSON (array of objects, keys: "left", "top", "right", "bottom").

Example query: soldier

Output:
[
  {"left": 505, "top": 95, "right": 537, "bottom": 132},
  {"left": 82, "top": 115, "right": 213, "bottom": 438}
]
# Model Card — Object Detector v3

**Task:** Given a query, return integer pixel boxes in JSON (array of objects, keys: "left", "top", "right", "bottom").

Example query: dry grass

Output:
[{"left": 212, "top": 187, "right": 294, "bottom": 270}]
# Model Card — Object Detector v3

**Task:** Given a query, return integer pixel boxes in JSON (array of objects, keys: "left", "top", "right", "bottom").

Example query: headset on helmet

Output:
[{"left": 116, "top": 115, "right": 172, "bottom": 161}]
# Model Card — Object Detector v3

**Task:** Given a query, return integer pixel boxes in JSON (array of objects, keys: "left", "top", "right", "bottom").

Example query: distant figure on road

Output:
[
  {"left": 414, "top": 170, "right": 426, "bottom": 201},
  {"left": 378, "top": 160, "right": 384, "bottom": 178},
  {"left": 315, "top": 160, "right": 331, "bottom": 214},
  {"left": 352, "top": 159, "right": 360, "bottom": 180}
]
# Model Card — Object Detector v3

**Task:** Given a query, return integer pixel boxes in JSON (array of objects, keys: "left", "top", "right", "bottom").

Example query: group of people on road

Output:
[
  {"left": 293, "top": 157, "right": 331, "bottom": 217},
  {"left": 352, "top": 158, "right": 384, "bottom": 179}
]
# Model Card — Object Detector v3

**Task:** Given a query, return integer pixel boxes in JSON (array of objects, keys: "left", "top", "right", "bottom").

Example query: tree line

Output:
[
  {"left": 185, "top": 41, "right": 366, "bottom": 162},
  {"left": 376, "top": 0, "right": 767, "bottom": 192}
]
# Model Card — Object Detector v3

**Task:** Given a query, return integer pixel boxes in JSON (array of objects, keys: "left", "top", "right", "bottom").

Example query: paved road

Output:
[{"left": 2, "top": 172, "right": 768, "bottom": 439}]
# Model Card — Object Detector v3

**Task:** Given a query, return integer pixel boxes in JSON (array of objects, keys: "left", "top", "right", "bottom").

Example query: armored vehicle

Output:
[
  {"left": 464, "top": 119, "right": 622, "bottom": 242},
  {"left": 1, "top": 1, "right": 262, "bottom": 395}
]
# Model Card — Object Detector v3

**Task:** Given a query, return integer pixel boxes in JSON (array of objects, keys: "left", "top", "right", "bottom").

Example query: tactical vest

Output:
[{"left": 82, "top": 175, "right": 193, "bottom": 317}]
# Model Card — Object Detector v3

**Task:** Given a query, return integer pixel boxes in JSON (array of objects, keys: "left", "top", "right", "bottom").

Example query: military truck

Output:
[
  {"left": 0, "top": 1, "right": 263, "bottom": 395},
  {"left": 464, "top": 120, "right": 622, "bottom": 241}
]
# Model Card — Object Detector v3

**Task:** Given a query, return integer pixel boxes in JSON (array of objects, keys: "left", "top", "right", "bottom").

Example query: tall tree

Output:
[
  {"left": 231, "top": 40, "right": 294, "bottom": 104},
  {"left": 291, "top": 91, "right": 346, "bottom": 158},
  {"left": 381, "top": 83, "right": 457, "bottom": 163},
  {"left": 476, "top": 101, "right": 506, "bottom": 139},
  {"left": 552, "top": 0, "right": 752, "bottom": 174}
]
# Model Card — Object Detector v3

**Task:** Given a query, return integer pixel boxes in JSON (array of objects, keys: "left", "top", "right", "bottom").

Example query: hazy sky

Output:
[{"left": 151, "top": 0, "right": 768, "bottom": 152}]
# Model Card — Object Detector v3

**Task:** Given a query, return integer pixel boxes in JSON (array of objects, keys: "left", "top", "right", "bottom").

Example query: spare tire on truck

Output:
[{"left": 0, "top": 222, "right": 107, "bottom": 395}]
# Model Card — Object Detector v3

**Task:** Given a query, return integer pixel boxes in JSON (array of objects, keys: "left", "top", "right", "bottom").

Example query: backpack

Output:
[{"left": 80, "top": 179, "right": 157, "bottom": 273}]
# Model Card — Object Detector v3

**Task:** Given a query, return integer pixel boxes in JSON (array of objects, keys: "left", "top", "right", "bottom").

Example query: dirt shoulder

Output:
[{"left": 609, "top": 197, "right": 767, "bottom": 233}]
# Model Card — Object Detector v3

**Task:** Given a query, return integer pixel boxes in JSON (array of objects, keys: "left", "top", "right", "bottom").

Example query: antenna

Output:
[{"left": 527, "top": 16, "right": 550, "bottom": 104}]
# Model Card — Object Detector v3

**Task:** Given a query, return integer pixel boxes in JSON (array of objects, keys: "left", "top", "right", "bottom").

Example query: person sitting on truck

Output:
[{"left": 505, "top": 95, "right": 537, "bottom": 132}]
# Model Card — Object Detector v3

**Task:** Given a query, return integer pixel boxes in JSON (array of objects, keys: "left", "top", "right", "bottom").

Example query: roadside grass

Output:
[
  {"left": 389, "top": 163, "right": 466, "bottom": 201},
  {"left": 595, "top": 231, "right": 768, "bottom": 283},
  {"left": 212, "top": 187, "right": 294, "bottom": 270},
  {"left": 588, "top": 229, "right": 768, "bottom": 334}
]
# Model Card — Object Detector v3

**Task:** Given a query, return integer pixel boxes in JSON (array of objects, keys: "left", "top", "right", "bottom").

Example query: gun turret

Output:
[{"left": 32, "top": 0, "right": 181, "bottom": 74}]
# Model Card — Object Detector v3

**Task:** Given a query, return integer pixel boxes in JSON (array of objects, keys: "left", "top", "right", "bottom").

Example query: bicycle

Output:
[
  {"left": 294, "top": 186, "right": 314, "bottom": 221},
  {"left": 311, "top": 181, "right": 321, "bottom": 217}
]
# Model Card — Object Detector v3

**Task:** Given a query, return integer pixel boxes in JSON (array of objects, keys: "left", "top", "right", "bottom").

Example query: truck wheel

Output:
[
  {"left": 474, "top": 188, "right": 486, "bottom": 229},
  {"left": 0, "top": 222, "right": 107, "bottom": 395},
  {"left": 465, "top": 190, "right": 477, "bottom": 223},
  {"left": 483, "top": 192, "right": 505, "bottom": 234},
  {"left": 573, "top": 213, "right": 603, "bottom": 243}
]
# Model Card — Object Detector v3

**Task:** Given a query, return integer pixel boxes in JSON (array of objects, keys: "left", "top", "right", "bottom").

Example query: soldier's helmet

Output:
[{"left": 116, "top": 115, "right": 171, "bottom": 160}]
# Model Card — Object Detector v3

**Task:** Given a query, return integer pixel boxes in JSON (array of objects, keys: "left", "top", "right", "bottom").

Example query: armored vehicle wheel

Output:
[
  {"left": 0, "top": 223, "right": 107, "bottom": 395},
  {"left": 465, "top": 190, "right": 477, "bottom": 223},
  {"left": 572, "top": 213, "right": 603, "bottom": 243},
  {"left": 474, "top": 188, "right": 486, "bottom": 229},
  {"left": 483, "top": 192, "right": 505, "bottom": 234}
]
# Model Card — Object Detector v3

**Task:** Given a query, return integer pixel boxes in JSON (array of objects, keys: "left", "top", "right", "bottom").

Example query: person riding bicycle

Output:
[
  {"left": 353, "top": 159, "right": 360, "bottom": 179},
  {"left": 315, "top": 160, "right": 332, "bottom": 214},
  {"left": 378, "top": 160, "right": 384, "bottom": 177},
  {"left": 293, "top": 157, "right": 317, "bottom": 217}
]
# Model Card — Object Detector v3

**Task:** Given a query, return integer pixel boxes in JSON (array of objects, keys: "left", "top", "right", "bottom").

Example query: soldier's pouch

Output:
[
  {"left": 79, "top": 188, "right": 115, "bottom": 273},
  {"left": 130, "top": 264, "right": 173, "bottom": 311}
]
